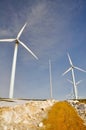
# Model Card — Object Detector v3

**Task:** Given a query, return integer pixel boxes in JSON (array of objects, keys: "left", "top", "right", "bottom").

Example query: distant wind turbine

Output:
[
  {"left": 67, "top": 79, "right": 82, "bottom": 86},
  {"left": 62, "top": 53, "right": 86, "bottom": 100},
  {"left": 67, "top": 79, "right": 82, "bottom": 98},
  {"left": 0, "top": 23, "right": 38, "bottom": 98},
  {"left": 49, "top": 59, "right": 53, "bottom": 99}
]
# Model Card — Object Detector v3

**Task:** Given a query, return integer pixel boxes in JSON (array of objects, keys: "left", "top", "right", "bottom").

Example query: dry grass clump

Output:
[
  {"left": 42, "top": 101, "right": 86, "bottom": 130},
  {"left": 78, "top": 99, "right": 86, "bottom": 104}
]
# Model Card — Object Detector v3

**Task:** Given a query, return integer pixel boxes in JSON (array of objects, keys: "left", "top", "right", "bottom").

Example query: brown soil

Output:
[{"left": 42, "top": 101, "right": 86, "bottom": 130}]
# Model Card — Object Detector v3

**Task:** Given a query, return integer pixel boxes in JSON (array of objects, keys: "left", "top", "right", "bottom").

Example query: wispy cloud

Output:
[
  {"left": 0, "top": 0, "right": 83, "bottom": 59},
  {"left": 0, "top": 0, "right": 85, "bottom": 66},
  {"left": 0, "top": 0, "right": 86, "bottom": 99}
]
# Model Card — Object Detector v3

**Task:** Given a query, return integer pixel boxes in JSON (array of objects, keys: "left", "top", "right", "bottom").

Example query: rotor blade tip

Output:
[
  {"left": 62, "top": 73, "right": 65, "bottom": 76},
  {"left": 67, "top": 52, "right": 69, "bottom": 55},
  {"left": 24, "top": 22, "right": 27, "bottom": 27},
  {"left": 36, "top": 57, "right": 39, "bottom": 60}
]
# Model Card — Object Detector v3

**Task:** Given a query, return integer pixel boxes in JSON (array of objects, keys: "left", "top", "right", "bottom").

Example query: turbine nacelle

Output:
[{"left": 15, "top": 39, "right": 19, "bottom": 44}]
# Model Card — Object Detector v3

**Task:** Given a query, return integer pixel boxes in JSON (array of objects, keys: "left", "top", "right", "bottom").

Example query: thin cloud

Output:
[
  {"left": 0, "top": 0, "right": 83, "bottom": 58},
  {"left": 0, "top": 0, "right": 86, "bottom": 99}
]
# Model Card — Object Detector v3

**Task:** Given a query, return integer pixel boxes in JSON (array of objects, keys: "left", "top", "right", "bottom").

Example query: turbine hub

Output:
[
  {"left": 15, "top": 39, "right": 19, "bottom": 44},
  {"left": 72, "top": 66, "right": 74, "bottom": 69}
]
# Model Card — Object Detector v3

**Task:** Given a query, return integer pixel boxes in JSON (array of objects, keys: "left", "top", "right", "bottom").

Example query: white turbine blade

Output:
[
  {"left": 74, "top": 66, "right": 86, "bottom": 73},
  {"left": 67, "top": 79, "right": 73, "bottom": 84},
  {"left": 67, "top": 53, "right": 73, "bottom": 66},
  {"left": 0, "top": 39, "right": 15, "bottom": 42},
  {"left": 17, "top": 23, "right": 27, "bottom": 39},
  {"left": 76, "top": 80, "right": 82, "bottom": 85},
  {"left": 67, "top": 79, "right": 82, "bottom": 86},
  {"left": 18, "top": 40, "right": 38, "bottom": 60},
  {"left": 62, "top": 67, "right": 72, "bottom": 76}
]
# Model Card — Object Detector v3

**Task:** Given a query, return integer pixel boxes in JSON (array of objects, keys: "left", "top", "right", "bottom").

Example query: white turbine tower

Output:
[
  {"left": 63, "top": 53, "right": 86, "bottom": 100},
  {"left": 0, "top": 23, "right": 38, "bottom": 98},
  {"left": 49, "top": 59, "right": 53, "bottom": 99}
]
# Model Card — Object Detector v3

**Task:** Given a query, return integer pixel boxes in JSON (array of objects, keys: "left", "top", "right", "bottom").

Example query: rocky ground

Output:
[
  {"left": 0, "top": 99, "right": 55, "bottom": 130},
  {"left": 0, "top": 98, "right": 86, "bottom": 130},
  {"left": 68, "top": 100, "right": 86, "bottom": 125}
]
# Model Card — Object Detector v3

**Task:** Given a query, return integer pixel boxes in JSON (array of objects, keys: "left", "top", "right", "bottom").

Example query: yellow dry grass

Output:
[{"left": 42, "top": 101, "right": 86, "bottom": 130}]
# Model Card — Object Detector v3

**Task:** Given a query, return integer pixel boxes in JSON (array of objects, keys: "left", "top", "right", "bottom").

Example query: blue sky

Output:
[{"left": 0, "top": 0, "right": 86, "bottom": 100}]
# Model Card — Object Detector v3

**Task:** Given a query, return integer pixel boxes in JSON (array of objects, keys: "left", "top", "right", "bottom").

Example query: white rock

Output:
[{"left": 38, "top": 122, "right": 43, "bottom": 127}]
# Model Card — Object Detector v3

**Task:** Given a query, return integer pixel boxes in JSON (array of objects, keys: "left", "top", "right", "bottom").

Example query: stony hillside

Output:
[
  {"left": 0, "top": 99, "right": 55, "bottom": 130},
  {"left": 0, "top": 99, "right": 86, "bottom": 130}
]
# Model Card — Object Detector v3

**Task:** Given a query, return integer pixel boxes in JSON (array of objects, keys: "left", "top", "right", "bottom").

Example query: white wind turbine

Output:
[
  {"left": 0, "top": 23, "right": 38, "bottom": 98},
  {"left": 63, "top": 53, "right": 86, "bottom": 100},
  {"left": 67, "top": 79, "right": 82, "bottom": 86},
  {"left": 67, "top": 79, "right": 82, "bottom": 99}
]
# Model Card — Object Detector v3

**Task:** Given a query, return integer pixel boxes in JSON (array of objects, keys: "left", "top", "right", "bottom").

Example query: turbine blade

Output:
[
  {"left": 67, "top": 79, "right": 73, "bottom": 84},
  {"left": 76, "top": 80, "right": 82, "bottom": 85},
  {"left": 62, "top": 67, "right": 72, "bottom": 76},
  {"left": 74, "top": 66, "right": 86, "bottom": 73},
  {"left": 17, "top": 23, "right": 27, "bottom": 39},
  {"left": 67, "top": 53, "right": 73, "bottom": 66},
  {"left": 0, "top": 39, "right": 15, "bottom": 42},
  {"left": 18, "top": 40, "right": 38, "bottom": 60}
]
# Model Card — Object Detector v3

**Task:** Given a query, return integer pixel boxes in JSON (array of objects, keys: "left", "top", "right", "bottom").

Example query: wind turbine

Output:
[
  {"left": 0, "top": 23, "right": 38, "bottom": 98},
  {"left": 67, "top": 79, "right": 82, "bottom": 86},
  {"left": 63, "top": 53, "right": 86, "bottom": 100},
  {"left": 67, "top": 79, "right": 82, "bottom": 99},
  {"left": 49, "top": 59, "right": 53, "bottom": 99}
]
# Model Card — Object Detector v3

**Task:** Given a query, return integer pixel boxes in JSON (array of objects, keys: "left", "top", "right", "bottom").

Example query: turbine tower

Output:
[
  {"left": 0, "top": 23, "right": 38, "bottom": 98},
  {"left": 49, "top": 59, "right": 53, "bottom": 99},
  {"left": 63, "top": 53, "right": 86, "bottom": 100}
]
